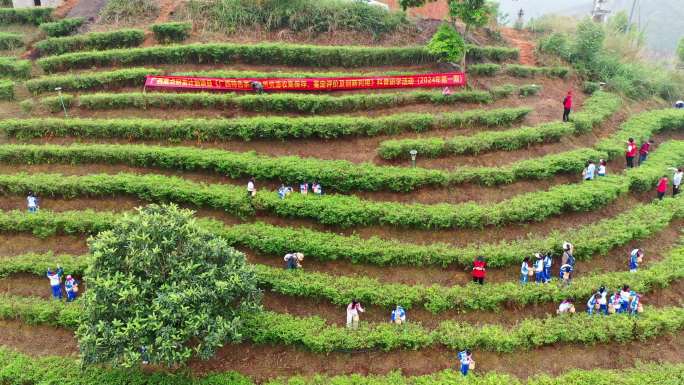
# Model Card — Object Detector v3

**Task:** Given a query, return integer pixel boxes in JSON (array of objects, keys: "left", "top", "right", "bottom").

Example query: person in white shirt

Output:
[
  {"left": 26, "top": 192, "right": 38, "bottom": 213},
  {"left": 346, "top": 299, "right": 364, "bottom": 329},
  {"left": 597, "top": 286, "right": 608, "bottom": 315},
  {"left": 246, "top": 177, "right": 256, "bottom": 198},
  {"left": 557, "top": 298, "right": 575, "bottom": 314},
  {"left": 582, "top": 160, "right": 596, "bottom": 180},
  {"left": 669, "top": 167, "right": 683, "bottom": 196},
  {"left": 597, "top": 159, "right": 607, "bottom": 177}
]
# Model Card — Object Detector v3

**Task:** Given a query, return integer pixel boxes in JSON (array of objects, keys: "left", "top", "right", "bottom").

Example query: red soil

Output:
[{"left": 500, "top": 28, "right": 537, "bottom": 66}]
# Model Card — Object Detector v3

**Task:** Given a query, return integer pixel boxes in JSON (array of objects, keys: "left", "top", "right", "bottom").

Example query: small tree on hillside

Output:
[
  {"left": 678, "top": 37, "right": 684, "bottom": 64},
  {"left": 401, "top": 0, "right": 493, "bottom": 68},
  {"left": 427, "top": 23, "right": 466, "bottom": 64},
  {"left": 77, "top": 204, "right": 261, "bottom": 367}
]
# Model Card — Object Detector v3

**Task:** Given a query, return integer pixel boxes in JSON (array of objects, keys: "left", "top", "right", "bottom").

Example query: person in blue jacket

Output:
[
  {"left": 533, "top": 253, "right": 544, "bottom": 284},
  {"left": 543, "top": 253, "right": 553, "bottom": 283},
  {"left": 46, "top": 266, "right": 63, "bottom": 299},
  {"left": 391, "top": 305, "right": 406, "bottom": 325},
  {"left": 457, "top": 350, "right": 473, "bottom": 376},
  {"left": 586, "top": 293, "right": 600, "bottom": 315},
  {"left": 629, "top": 248, "right": 643, "bottom": 273},
  {"left": 64, "top": 275, "right": 79, "bottom": 302},
  {"left": 520, "top": 257, "right": 531, "bottom": 285},
  {"left": 629, "top": 291, "right": 641, "bottom": 316}
]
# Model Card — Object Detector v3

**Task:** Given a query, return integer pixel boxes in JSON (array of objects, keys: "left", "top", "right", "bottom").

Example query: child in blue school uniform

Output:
[
  {"left": 64, "top": 275, "right": 79, "bottom": 302},
  {"left": 543, "top": 253, "right": 553, "bottom": 283},
  {"left": 629, "top": 248, "right": 643, "bottom": 273},
  {"left": 534, "top": 253, "right": 544, "bottom": 284},
  {"left": 629, "top": 292, "right": 641, "bottom": 316},
  {"left": 520, "top": 257, "right": 531, "bottom": 285},
  {"left": 596, "top": 286, "right": 608, "bottom": 315},
  {"left": 46, "top": 266, "right": 63, "bottom": 299},
  {"left": 391, "top": 305, "right": 406, "bottom": 325},
  {"left": 559, "top": 263, "right": 573, "bottom": 287},
  {"left": 457, "top": 350, "right": 473, "bottom": 376},
  {"left": 619, "top": 285, "right": 632, "bottom": 313},
  {"left": 586, "top": 293, "right": 600, "bottom": 315}
]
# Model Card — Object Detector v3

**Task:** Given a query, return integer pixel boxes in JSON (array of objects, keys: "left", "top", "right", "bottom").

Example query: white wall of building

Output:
[{"left": 12, "top": 0, "right": 63, "bottom": 8}]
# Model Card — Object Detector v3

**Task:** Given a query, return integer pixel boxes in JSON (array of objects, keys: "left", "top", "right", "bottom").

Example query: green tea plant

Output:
[
  {"left": 2, "top": 292, "right": 683, "bottom": 353},
  {"left": 24, "top": 68, "right": 164, "bottom": 94},
  {"left": 378, "top": 91, "right": 621, "bottom": 160},
  {"left": 35, "top": 29, "right": 145, "bottom": 56},
  {"left": 62, "top": 89, "right": 494, "bottom": 114},
  {"left": 38, "top": 17, "right": 85, "bottom": 37},
  {"left": 0, "top": 57, "right": 30, "bottom": 79},
  {"left": 0, "top": 7, "right": 52, "bottom": 25},
  {"left": 0, "top": 346, "right": 681, "bottom": 385},
  {"left": 0, "top": 107, "right": 530, "bottom": 141},
  {"left": 151, "top": 22, "right": 191, "bottom": 43},
  {"left": 35, "top": 42, "right": 517, "bottom": 73},
  {"left": 0, "top": 32, "right": 22, "bottom": 50}
]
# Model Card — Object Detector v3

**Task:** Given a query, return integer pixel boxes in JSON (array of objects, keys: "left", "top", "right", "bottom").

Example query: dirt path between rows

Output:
[{"left": 500, "top": 28, "right": 536, "bottom": 66}]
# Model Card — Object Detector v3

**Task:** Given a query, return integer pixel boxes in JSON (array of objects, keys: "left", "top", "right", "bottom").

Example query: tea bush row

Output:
[
  {"left": 0, "top": 195, "right": 679, "bottom": 271},
  {"left": 0, "top": 57, "right": 30, "bottom": 79},
  {"left": 35, "top": 29, "right": 144, "bottom": 56},
  {"left": 1, "top": 107, "right": 531, "bottom": 141},
  {"left": 38, "top": 17, "right": 85, "bottom": 37},
  {"left": 47, "top": 89, "right": 494, "bottom": 114},
  {"left": 36, "top": 42, "right": 519, "bottom": 73},
  {"left": 1, "top": 293, "right": 682, "bottom": 353},
  {"left": 0, "top": 346, "right": 682, "bottom": 385},
  {"left": 0, "top": 32, "right": 22, "bottom": 50},
  {"left": 378, "top": 91, "right": 621, "bottom": 160},
  {"left": 0, "top": 138, "right": 679, "bottom": 230},
  {"left": 25, "top": 67, "right": 163, "bottom": 94},
  {"left": 3, "top": 240, "right": 683, "bottom": 313},
  {"left": 0, "top": 8, "right": 52, "bottom": 25}
]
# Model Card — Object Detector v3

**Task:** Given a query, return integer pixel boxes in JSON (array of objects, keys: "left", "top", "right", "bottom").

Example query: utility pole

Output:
[
  {"left": 592, "top": 0, "right": 611, "bottom": 23},
  {"left": 627, "top": 0, "right": 638, "bottom": 30}
]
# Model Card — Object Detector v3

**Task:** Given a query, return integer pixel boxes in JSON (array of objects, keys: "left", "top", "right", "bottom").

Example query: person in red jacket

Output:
[
  {"left": 472, "top": 256, "right": 486, "bottom": 285},
  {"left": 657, "top": 175, "right": 669, "bottom": 200},
  {"left": 625, "top": 138, "right": 638, "bottom": 168},
  {"left": 638, "top": 139, "right": 654, "bottom": 165},
  {"left": 562, "top": 90, "right": 573, "bottom": 122}
]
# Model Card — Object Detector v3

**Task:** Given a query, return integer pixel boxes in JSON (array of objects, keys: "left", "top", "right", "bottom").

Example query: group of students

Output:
[
  {"left": 581, "top": 159, "right": 607, "bottom": 180},
  {"left": 45, "top": 265, "right": 79, "bottom": 301},
  {"left": 623, "top": 138, "right": 683, "bottom": 200},
  {"left": 278, "top": 182, "right": 323, "bottom": 199},
  {"left": 247, "top": 178, "right": 324, "bottom": 200},
  {"left": 518, "top": 242, "right": 577, "bottom": 287},
  {"left": 517, "top": 243, "right": 645, "bottom": 286},
  {"left": 656, "top": 168, "right": 683, "bottom": 200},
  {"left": 558, "top": 284, "right": 643, "bottom": 316}
]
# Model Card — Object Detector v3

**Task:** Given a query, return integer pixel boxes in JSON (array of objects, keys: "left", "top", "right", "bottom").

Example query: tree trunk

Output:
[{"left": 462, "top": 23, "right": 470, "bottom": 71}]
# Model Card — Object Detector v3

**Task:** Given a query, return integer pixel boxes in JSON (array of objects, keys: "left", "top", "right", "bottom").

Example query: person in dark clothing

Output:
[
  {"left": 250, "top": 80, "right": 265, "bottom": 94},
  {"left": 562, "top": 91, "right": 573, "bottom": 122}
]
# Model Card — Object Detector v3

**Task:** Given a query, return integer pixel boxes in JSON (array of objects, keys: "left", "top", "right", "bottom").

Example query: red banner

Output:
[{"left": 144, "top": 73, "right": 466, "bottom": 92}]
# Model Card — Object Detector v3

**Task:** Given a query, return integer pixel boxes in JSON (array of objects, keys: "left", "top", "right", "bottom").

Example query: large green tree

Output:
[{"left": 77, "top": 204, "right": 261, "bottom": 367}]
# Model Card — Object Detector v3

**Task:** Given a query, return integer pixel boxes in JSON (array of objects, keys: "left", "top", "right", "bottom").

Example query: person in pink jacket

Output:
[{"left": 562, "top": 90, "right": 573, "bottom": 122}]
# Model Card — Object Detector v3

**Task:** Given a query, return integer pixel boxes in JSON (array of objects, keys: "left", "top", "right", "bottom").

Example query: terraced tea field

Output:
[{"left": 0, "top": 5, "right": 683, "bottom": 385}]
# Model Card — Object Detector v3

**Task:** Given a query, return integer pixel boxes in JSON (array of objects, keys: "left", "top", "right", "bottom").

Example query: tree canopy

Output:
[
  {"left": 427, "top": 23, "right": 466, "bottom": 63},
  {"left": 77, "top": 204, "right": 261, "bottom": 367},
  {"left": 678, "top": 37, "right": 684, "bottom": 63}
]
